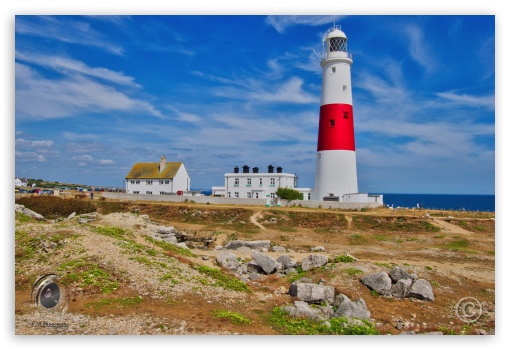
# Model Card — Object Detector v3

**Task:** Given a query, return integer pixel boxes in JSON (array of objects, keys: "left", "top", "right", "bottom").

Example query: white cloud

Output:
[
  {"left": 15, "top": 63, "right": 163, "bottom": 119},
  {"left": 404, "top": 25, "right": 436, "bottom": 74},
  {"left": 98, "top": 159, "right": 115, "bottom": 164},
  {"left": 72, "top": 155, "right": 94, "bottom": 162},
  {"left": 16, "top": 51, "right": 141, "bottom": 87},
  {"left": 266, "top": 15, "right": 345, "bottom": 33},
  {"left": 435, "top": 92, "right": 495, "bottom": 109},
  {"left": 16, "top": 138, "right": 54, "bottom": 148}
]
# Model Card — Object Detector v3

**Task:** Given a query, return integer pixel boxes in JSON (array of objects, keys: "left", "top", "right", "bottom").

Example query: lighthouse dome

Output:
[{"left": 325, "top": 28, "right": 347, "bottom": 41}]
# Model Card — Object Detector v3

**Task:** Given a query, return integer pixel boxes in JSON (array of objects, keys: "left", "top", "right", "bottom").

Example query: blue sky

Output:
[{"left": 14, "top": 14, "right": 495, "bottom": 194}]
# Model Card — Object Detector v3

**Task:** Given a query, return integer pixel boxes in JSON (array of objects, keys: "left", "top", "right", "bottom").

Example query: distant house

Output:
[
  {"left": 125, "top": 156, "right": 190, "bottom": 195},
  {"left": 14, "top": 177, "right": 28, "bottom": 187},
  {"left": 211, "top": 165, "right": 311, "bottom": 200}
]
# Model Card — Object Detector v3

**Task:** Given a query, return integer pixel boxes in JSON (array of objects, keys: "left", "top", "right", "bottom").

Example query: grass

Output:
[
  {"left": 196, "top": 265, "right": 251, "bottom": 292},
  {"left": 287, "top": 265, "right": 307, "bottom": 283},
  {"left": 58, "top": 259, "right": 120, "bottom": 293},
  {"left": 441, "top": 238, "right": 469, "bottom": 251},
  {"left": 91, "top": 225, "right": 134, "bottom": 240},
  {"left": 270, "top": 307, "right": 379, "bottom": 335},
  {"left": 213, "top": 310, "right": 251, "bottom": 325},
  {"left": 333, "top": 254, "right": 355, "bottom": 263},
  {"left": 86, "top": 296, "right": 143, "bottom": 309},
  {"left": 374, "top": 262, "right": 395, "bottom": 269},
  {"left": 143, "top": 235, "right": 196, "bottom": 258},
  {"left": 342, "top": 268, "right": 363, "bottom": 276},
  {"left": 15, "top": 196, "right": 97, "bottom": 219},
  {"left": 348, "top": 234, "right": 367, "bottom": 244}
]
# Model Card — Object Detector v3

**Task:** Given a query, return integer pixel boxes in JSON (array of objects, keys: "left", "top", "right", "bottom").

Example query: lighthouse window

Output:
[
  {"left": 343, "top": 85, "right": 347, "bottom": 92},
  {"left": 330, "top": 119, "right": 335, "bottom": 127},
  {"left": 332, "top": 67, "right": 336, "bottom": 73}
]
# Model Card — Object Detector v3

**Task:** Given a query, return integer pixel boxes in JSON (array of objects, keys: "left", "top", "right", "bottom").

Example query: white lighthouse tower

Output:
[{"left": 313, "top": 25, "right": 358, "bottom": 201}]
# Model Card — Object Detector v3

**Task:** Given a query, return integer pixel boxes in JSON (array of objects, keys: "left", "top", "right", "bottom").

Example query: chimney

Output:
[
  {"left": 234, "top": 166, "right": 239, "bottom": 174},
  {"left": 252, "top": 167, "right": 259, "bottom": 174},
  {"left": 243, "top": 165, "right": 250, "bottom": 173},
  {"left": 277, "top": 166, "right": 282, "bottom": 173},
  {"left": 159, "top": 156, "right": 167, "bottom": 173},
  {"left": 268, "top": 165, "right": 274, "bottom": 173}
]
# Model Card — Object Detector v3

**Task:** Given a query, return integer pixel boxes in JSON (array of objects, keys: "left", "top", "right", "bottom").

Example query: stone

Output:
[
  {"left": 272, "top": 245, "right": 286, "bottom": 253},
  {"left": 399, "top": 331, "right": 416, "bottom": 335},
  {"left": 201, "top": 256, "right": 209, "bottom": 261},
  {"left": 251, "top": 251, "right": 278, "bottom": 274},
  {"left": 248, "top": 272, "right": 260, "bottom": 281},
  {"left": 67, "top": 212, "right": 76, "bottom": 220},
  {"left": 214, "top": 245, "right": 223, "bottom": 250},
  {"left": 284, "top": 268, "right": 298, "bottom": 275},
  {"left": 389, "top": 267, "right": 413, "bottom": 283},
  {"left": 288, "top": 282, "right": 335, "bottom": 304},
  {"left": 390, "top": 279, "right": 413, "bottom": 298},
  {"left": 475, "top": 329, "right": 488, "bottom": 335},
  {"left": 161, "top": 236, "right": 177, "bottom": 244},
  {"left": 246, "top": 260, "right": 264, "bottom": 274},
  {"left": 332, "top": 293, "right": 371, "bottom": 320},
  {"left": 281, "top": 301, "right": 324, "bottom": 321},
  {"left": 216, "top": 251, "right": 240, "bottom": 271},
  {"left": 260, "top": 248, "right": 269, "bottom": 252},
  {"left": 407, "top": 279, "right": 435, "bottom": 301},
  {"left": 176, "top": 242, "right": 188, "bottom": 249},
  {"left": 311, "top": 246, "right": 326, "bottom": 252},
  {"left": 224, "top": 240, "right": 270, "bottom": 251},
  {"left": 360, "top": 272, "right": 392, "bottom": 295},
  {"left": 157, "top": 226, "right": 175, "bottom": 234},
  {"left": 22, "top": 208, "right": 45, "bottom": 221},
  {"left": 236, "top": 246, "right": 252, "bottom": 251},
  {"left": 15, "top": 204, "right": 25, "bottom": 213},
  {"left": 301, "top": 254, "right": 329, "bottom": 271},
  {"left": 277, "top": 255, "right": 297, "bottom": 269}
]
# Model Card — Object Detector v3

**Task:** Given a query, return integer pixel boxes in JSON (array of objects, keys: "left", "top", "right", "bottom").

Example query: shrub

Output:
[
  {"left": 196, "top": 265, "right": 251, "bottom": 292},
  {"left": 334, "top": 254, "right": 355, "bottom": 263},
  {"left": 213, "top": 310, "right": 251, "bottom": 325},
  {"left": 15, "top": 196, "right": 96, "bottom": 219},
  {"left": 276, "top": 187, "right": 303, "bottom": 200}
]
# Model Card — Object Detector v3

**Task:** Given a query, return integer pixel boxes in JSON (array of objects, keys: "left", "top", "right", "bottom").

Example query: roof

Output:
[{"left": 125, "top": 162, "right": 183, "bottom": 179}]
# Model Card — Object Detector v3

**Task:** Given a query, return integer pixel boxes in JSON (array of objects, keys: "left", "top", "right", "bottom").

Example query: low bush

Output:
[{"left": 15, "top": 196, "right": 96, "bottom": 219}]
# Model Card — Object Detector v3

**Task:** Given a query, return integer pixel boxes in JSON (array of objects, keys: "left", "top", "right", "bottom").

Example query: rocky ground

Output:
[{"left": 14, "top": 199, "right": 495, "bottom": 335}]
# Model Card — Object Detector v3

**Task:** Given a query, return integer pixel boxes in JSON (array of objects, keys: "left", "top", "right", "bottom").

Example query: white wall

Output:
[{"left": 126, "top": 164, "right": 190, "bottom": 195}]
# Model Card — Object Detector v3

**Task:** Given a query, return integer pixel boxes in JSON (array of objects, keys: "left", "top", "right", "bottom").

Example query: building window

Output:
[
  {"left": 259, "top": 178, "right": 263, "bottom": 186},
  {"left": 235, "top": 192, "right": 239, "bottom": 198},
  {"left": 270, "top": 178, "right": 275, "bottom": 187},
  {"left": 255, "top": 193, "right": 259, "bottom": 199},
  {"left": 165, "top": 180, "right": 170, "bottom": 184},
  {"left": 308, "top": 193, "right": 311, "bottom": 200},
  {"left": 332, "top": 66, "right": 336, "bottom": 73},
  {"left": 247, "top": 192, "right": 252, "bottom": 198},
  {"left": 133, "top": 191, "right": 139, "bottom": 194},
  {"left": 159, "top": 180, "right": 164, "bottom": 184},
  {"left": 247, "top": 178, "right": 251, "bottom": 186},
  {"left": 147, "top": 180, "right": 153, "bottom": 185},
  {"left": 330, "top": 119, "right": 335, "bottom": 127},
  {"left": 343, "top": 85, "right": 347, "bottom": 92},
  {"left": 228, "top": 192, "right": 231, "bottom": 198},
  {"left": 136, "top": 180, "right": 140, "bottom": 184},
  {"left": 270, "top": 193, "right": 276, "bottom": 198},
  {"left": 234, "top": 178, "right": 239, "bottom": 186},
  {"left": 146, "top": 191, "right": 152, "bottom": 195}
]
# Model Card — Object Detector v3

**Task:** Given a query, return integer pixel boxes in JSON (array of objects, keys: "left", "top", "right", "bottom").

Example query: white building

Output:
[
  {"left": 125, "top": 156, "right": 191, "bottom": 195},
  {"left": 211, "top": 165, "right": 311, "bottom": 200},
  {"left": 15, "top": 177, "right": 28, "bottom": 187}
]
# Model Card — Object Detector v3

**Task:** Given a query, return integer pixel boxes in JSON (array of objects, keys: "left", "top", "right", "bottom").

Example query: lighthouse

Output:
[{"left": 313, "top": 25, "right": 358, "bottom": 201}]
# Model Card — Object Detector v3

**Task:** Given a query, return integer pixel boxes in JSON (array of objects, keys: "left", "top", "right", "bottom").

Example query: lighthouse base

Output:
[{"left": 313, "top": 150, "right": 358, "bottom": 201}]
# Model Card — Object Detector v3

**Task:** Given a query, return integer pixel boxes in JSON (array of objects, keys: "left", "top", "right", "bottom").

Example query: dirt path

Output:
[
  {"left": 249, "top": 211, "right": 266, "bottom": 230},
  {"left": 432, "top": 218, "right": 471, "bottom": 235},
  {"left": 345, "top": 215, "right": 352, "bottom": 230}
]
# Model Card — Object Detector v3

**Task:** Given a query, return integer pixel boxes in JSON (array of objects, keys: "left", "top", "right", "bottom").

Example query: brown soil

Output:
[{"left": 15, "top": 199, "right": 495, "bottom": 335}]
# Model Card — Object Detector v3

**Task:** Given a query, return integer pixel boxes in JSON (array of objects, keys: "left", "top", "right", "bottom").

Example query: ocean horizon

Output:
[{"left": 196, "top": 190, "right": 495, "bottom": 212}]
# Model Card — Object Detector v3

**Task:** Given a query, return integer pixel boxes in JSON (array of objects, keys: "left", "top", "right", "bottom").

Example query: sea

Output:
[{"left": 197, "top": 190, "right": 495, "bottom": 212}]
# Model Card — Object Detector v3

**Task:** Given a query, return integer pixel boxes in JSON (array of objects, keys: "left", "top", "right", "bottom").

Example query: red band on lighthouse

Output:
[{"left": 317, "top": 103, "right": 355, "bottom": 151}]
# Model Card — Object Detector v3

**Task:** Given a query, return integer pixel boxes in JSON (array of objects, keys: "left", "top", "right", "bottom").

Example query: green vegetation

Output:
[
  {"left": 15, "top": 212, "right": 35, "bottom": 224},
  {"left": 348, "top": 234, "right": 367, "bottom": 244},
  {"left": 342, "top": 268, "right": 363, "bottom": 276},
  {"left": 441, "top": 238, "right": 469, "bottom": 251},
  {"left": 213, "top": 310, "right": 252, "bottom": 325},
  {"left": 333, "top": 254, "right": 355, "bottom": 263},
  {"left": 270, "top": 307, "right": 379, "bottom": 335},
  {"left": 86, "top": 296, "right": 143, "bottom": 309},
  {"left": 58, "top": 259, "right": 120, "bottom": 293},
  {"left": 143, "top": 235, "right": 196, "bottom": 258},
  {"left": 15, "top": 196, "right": 96, "bottom": 219},
  {"left": 425, "top": 266, "right": 433, "bottom": 271},
  {"left": 92, "top": 225, "right": 134, "bottom": 240},
  {"left": 374, "top": 262, "right": 395, "bottom": 269},
  {"left": 276, "top": 187, "right": 304, "bottom": 200},
  {"left": 287, "top": 265, "right": 307, "bottom": 283},
  {"left": 196, "top": 265, "right": 251, "bottom": 292}
]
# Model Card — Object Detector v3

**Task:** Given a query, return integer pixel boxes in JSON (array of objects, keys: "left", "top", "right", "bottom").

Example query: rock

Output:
[
  {"left": 311, "top": 246, "right": 326, "bottom": 252},
  {"left": 399, "top": 331, "right": 416, "bottom": 335},
  {"left": 216, "top": 251, "right": 240, "bottom": 271},
  {"left": 214, "top": 245, "right": 223, "bottom": 250},
  {"left": 139, "top": 214, "right": 150, "bottom": 221},
  {"left": 272, "top": 245, "right": 286, "bottom": 253},
  {"left": 236, "top": 246, "right": 252, "bottom": 251},
  {"left": 15, "top": 204, "right": 25, "bottom": 213},
  {"left": 22, "top": 208, "right": 45, "bottom": 221},
  {"left": 161, "top": 236, "right": 177, "bottom": 244},
  {"left": 157, "top": 226, "right": 175, "bottom": 234},
  {"left": 288, "top": 282, "right": 335, "bottom": 304},
  {"left": 224, "top": 240, "right": 270, "bottom": 251},
  {"left": 277, "top": 255, "right": 297, "bottom": 269},
  {"left": 410, "top": 273, "right": 419, "bottom": 281},
  {"left": 422, "top": 332, "right": 443, "bottom": 335},
  {"left": 389, "top": 267, "right": 413, "bottom": 283},
  {"left": 248, "top": 272, "right": 260, "bottom": 281},
  {"left": 176, "top": 242, "right": 189, "bottom": 250},
  {"left": 284, "top": 268, "right": 298, "bottom": 275},
  {"left": 407, "top": 279, "right": 435, "bottom": 301},
  {"left": 390, "top": 279, "right": 413, "bottom": 298},
  {"left": 260, "top": 248, "right": 269, "bottom": 252},
  {"left": 201, "top": 256, "right": 209, "bottom": 261},
  {"left": 67, "top": 212, "right": 76, "bottom": 220},
  {"left": 49, "top": 242, "right": 57, "bottom": 249},
  {"left": 360, "top": 272, "right": 392, "bottom": 295},
  {"left": 281, "top": 301, "right": 324, "bottom": 321},
  {"left": 475, "top": 329, "right": 488, "bottom": 335},
  {"left": 301, "top": 254, "right": 329, "bottom": 271},
  {"left": 251, "top": 251, "right": 278, "bottom": 274},
  {"left": 332, "top": 293, "right": 371, "bottom": 320},
  {"left": 246, "top": 260, "right": 265, "bottom": 274}
]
